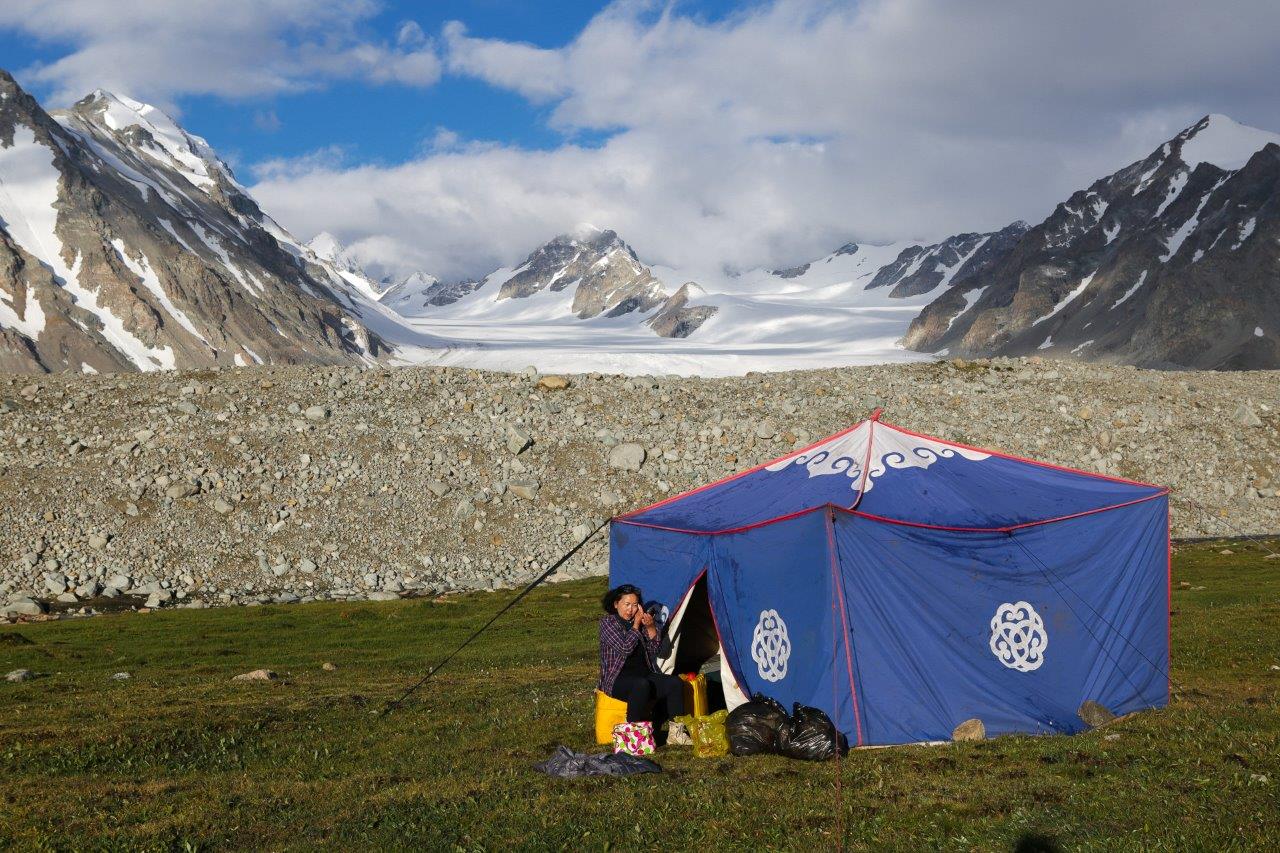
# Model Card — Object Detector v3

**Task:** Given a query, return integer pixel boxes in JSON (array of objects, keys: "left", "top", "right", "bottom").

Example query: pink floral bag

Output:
[{"left": 611, "top": 721, "right": 655, "bottom": 756}]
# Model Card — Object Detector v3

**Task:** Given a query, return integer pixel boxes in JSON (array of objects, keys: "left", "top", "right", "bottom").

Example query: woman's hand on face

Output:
[
  {"left": 631, "top": 610, "right": 644, "bottom": 631},
  {"left": 639, "top": 611, "right": 657, "bottom": 638}
]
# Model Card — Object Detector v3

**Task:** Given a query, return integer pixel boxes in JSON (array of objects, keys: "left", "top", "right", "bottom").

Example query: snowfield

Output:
[{"left": 388, "top": 242, "right": 946, "bottom": 376}]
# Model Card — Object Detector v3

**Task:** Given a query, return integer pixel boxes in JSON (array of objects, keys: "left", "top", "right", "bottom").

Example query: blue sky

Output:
[
  {"left": 2, "top": 1, "right": 1278, "bottom": 281},
  {"left": 0, "top": 1, "right": 746, "bottom": 169}
]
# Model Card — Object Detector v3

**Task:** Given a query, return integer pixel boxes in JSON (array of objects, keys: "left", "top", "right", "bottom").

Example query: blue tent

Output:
[{"left": 608, "top": 411, "right": 1170, "bottom": 746}]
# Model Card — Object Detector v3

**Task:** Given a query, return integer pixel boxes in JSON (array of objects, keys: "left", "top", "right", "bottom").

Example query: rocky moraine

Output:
[{"left": 2, "top": 359, "right": 1277, "bottom": 619}]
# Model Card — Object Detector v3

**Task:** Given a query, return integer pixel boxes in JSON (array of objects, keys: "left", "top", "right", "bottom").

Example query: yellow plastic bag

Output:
[{"left": 674, "top": 710, "right": 730, "bottom": 758}]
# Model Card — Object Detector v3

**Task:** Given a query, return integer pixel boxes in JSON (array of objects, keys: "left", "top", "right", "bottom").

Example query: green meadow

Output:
[{"left": 1, "top": 540, "right": 1277, "bottom": 851}]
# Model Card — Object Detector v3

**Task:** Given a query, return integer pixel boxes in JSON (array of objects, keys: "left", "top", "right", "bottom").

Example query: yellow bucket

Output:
[{"left": 594, "top": 690, "right": 629, "bottom": 744}]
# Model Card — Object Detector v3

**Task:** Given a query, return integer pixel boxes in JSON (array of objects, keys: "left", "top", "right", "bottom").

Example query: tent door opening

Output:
[{"left": 661, "top": 573, "right": 746, "bottom": 713}]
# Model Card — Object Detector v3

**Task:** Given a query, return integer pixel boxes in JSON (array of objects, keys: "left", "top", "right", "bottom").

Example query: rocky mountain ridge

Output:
[
  {"left": 0, "top": 71, "right": 433, "bottom": 374},
  {"left": 382, "top": 115, "right": 1280, "bottom": 371},
  {"left": 903, "top": 114, "right": 1280, "bottom": 369},
  {"left": 381, "top": 226, "right": 720, "bottom": 338}
]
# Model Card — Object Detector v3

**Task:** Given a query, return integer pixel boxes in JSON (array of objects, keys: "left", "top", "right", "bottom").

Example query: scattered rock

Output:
[
  {"left": 321, "top": 661, "right": 337, "bottom": 671},
  {"left": 5, "top": 669, "right": 33, "bottom": 683},
  {"left": 952, "top": 718, "right": 985, "bottom": 741},
  {"left": 507, "top": 480, "right": 540, "bottom": 500},
  {"left": 1232, "top": 402, "right": 1263, "bottom": 428},
  {"left": 1078, "top": 700, "right": 1117, "bottom": 727},
  {"left": 506, "top": 425, "right": 533, "bottom": 455},
  {"left": 536, "top": 375, "right": 570, "bottom": 391},
  {"left": 304, "top": 405, "right": 330, "bottom": 421},
  {"left": 232, "top": 669, "right": 278, "bottom": 682}
]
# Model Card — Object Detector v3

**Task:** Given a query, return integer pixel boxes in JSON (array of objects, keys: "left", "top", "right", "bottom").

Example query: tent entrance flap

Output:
[{"left": 660, "top": 572, "right": 747, "bottom": 712}]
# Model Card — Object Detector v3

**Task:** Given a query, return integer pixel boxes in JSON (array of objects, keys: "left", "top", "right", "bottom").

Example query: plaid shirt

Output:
[{"left": 598, "top": 614, "right": 661, "bottom": 695}]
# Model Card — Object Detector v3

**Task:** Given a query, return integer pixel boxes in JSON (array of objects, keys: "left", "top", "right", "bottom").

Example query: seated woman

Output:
[{"left": 598, "top": 584, "right": 685, "bottom": 740}]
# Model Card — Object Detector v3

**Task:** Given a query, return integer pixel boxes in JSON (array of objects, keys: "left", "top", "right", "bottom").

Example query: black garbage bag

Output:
[
  {"left": 725, "top": 693, "right": 790, "bottom": 756},
  {"left": 776, "top": 703, "right": 849, "bottom": 761}
]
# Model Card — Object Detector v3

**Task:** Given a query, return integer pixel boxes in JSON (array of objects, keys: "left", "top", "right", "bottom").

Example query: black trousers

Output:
[{"left": 609, "top": 672, "right": 686, "bottom": 729}]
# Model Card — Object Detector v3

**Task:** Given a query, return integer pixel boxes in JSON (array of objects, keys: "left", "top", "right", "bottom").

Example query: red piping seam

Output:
[
  {"left": 847, "top": 412, "right": 879, "bottom": 513},
  {"left": 613, "top": 504, "right": 828, "bottom": 536},
  {"left": 612, "top": 490, "right": 1169, "bottom": 538},
  {"left": 838, "top": 491, "right": 1169, "bottom": 533},
  {"left": 825, "top": 508, "right": 864, "bottom": 746},
  {"left": 877, "top": 418, "right": 1164, "bottom": 491},
  {"left": 617, "top": 418, "right": 873, "bottom": 520}
]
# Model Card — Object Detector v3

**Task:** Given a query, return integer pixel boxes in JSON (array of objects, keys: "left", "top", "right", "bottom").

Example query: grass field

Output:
[{"left": 1, "top": 540, "right": 1278, "bottom": 851}]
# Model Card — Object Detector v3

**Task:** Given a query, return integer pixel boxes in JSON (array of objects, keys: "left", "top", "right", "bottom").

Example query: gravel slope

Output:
[{"left": 2, "top": 358, "right": 1277, "bottom": 615}]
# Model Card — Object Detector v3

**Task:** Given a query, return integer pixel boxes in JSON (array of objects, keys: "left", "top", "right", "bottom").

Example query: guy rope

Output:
[{"left": 379, "top": 517, "right": 611, "bottom": 717}]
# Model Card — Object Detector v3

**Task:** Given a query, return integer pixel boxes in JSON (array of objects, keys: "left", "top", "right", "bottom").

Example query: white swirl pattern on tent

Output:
[
  {"left": 764, "top": 422, "right": 990, "bottom": 494},
  {"left": 751, "top": 609, "right": 791, "bottom": 682},
  {"left": 989, "top": 601, "right": 1049, "bottom": 672}
]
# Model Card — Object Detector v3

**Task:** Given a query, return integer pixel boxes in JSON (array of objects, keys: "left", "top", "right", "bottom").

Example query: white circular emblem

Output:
[
  {"left": 751, "top": 609, "right": 791, "bottom": 682},
  {"left": 989, "top": 601, "right": 1048, "bottom": 672}
]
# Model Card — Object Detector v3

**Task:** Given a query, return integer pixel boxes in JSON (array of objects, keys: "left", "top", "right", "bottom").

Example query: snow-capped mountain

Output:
[
  {"left": 0, "top": 70, "right": 436, "bottom": 373},
  {"left": 904, "top": 114, "right": 1280, "bottom": 369},
  {"left": 388, "top": 226, "right": 719, "bottom": 339},
  {"left": 4, "top": 59, "right": 1276, "bottom": 377}
]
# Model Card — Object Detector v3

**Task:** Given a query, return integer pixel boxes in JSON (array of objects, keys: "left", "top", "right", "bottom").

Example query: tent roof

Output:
[{"left": 616, "top": 411, "right": 1166, "bottom": 535}]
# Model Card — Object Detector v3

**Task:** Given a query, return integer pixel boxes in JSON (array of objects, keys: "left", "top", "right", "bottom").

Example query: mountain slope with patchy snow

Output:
[
  {"left": 0, "top": 71, "right": 440, "bottom": 374},
  {"left": 904, "top": 114, "right": 1280, "bottom": 369}
]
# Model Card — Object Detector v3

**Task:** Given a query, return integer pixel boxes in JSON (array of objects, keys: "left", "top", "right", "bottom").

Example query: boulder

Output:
[
  {"left": 4, "top": 598, "right": 46, "bottom": 617},
  {"left": 952, "top": 718, "right": 986, "bottom": 741},
  {"left": 608, "top": 443, "right": 647, "bottom": 472},
  {"left": 5, "top": 669, "right": 34, "bottom": 683}
]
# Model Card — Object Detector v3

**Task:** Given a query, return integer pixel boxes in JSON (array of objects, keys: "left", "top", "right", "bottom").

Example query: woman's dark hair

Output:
[{"left": 601, "top": 583, "right": 643, "bottom": 613}]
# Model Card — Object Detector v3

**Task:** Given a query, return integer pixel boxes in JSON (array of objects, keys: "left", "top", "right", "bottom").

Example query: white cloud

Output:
[
  {"left": 251, "top": 0, "right": 1280, "bottom": 281},
  {"left": 252, "top": 144, "right": 353, "bottom": 182},
  {"left": 0, "top": 0, "right": 441, "bottom": 107},
  {"left": 15, "top": 0, "right": 1275, "bottom": 283},
  {"left": 443, "top": 20, "right": 568, "bottom": 102}
]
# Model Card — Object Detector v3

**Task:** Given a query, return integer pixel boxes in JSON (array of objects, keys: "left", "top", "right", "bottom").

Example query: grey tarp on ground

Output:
[{"left": 533, "top": 745, "right": 661, "bottom": 778}]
